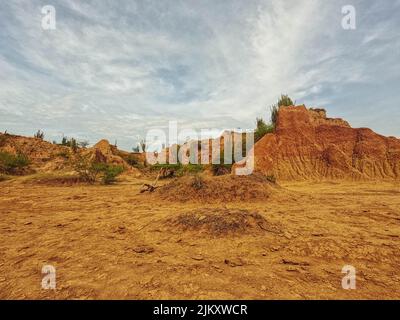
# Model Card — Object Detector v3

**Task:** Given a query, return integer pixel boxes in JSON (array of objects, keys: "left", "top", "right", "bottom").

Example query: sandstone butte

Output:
[{"left": 235, "top": 105, "right": 400, "bottom": 181}]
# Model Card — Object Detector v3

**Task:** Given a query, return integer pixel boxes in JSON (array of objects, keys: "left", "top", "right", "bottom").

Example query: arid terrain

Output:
[
  {"left": 1, "top": 105, "right": 400, "bottom": 299},
  {"left": 0, "top": 177, "right": 399, "bottom": 299}
]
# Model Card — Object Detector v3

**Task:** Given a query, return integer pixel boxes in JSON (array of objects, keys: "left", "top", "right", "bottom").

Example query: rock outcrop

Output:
[{"left": 237, "top": 106, "right": 400, "bottom": 180}]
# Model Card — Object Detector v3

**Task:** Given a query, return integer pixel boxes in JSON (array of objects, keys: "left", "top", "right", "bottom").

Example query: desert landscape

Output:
[
  {"left": 1, "top": 1, "right": 400, "bottom": 302},
  {"left": 1, "top": 105, "right": 400, "bottom": 299}
]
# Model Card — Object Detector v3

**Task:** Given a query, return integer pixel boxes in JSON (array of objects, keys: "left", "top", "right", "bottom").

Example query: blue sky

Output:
[{"left": 1, "top": 0, "right": 400, "bottom": 150}]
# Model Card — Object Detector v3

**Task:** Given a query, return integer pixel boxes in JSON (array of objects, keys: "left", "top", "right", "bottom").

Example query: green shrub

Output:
[
  {"left": 60, "top": 137, "right": 78, "bottom": 152},
  {"left": 101, "top": 165, "right": 124, "bottom": 185},
  {"left": 255, "top": 117, "right": 274, "bottom": 142},
  {"left": 72, "top": 155, "right": 104, "bottom": 184},
  {"left": 270, "top": 105, "right": 279, "bottom": 128},
  {"left": 277, "top": 94, "right": 294, "bottom": 107},
  {"left": 72, "top": 155, "right": 124, "bottom": 184},
  {"left": 0, "top": 152, "right": 30, "bottom": 174},
  {"left": 125, "top": 154, "right": 143, "bottom": 168}
]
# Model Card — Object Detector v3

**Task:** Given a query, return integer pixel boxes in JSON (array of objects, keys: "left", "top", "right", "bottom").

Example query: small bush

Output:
[
  {"left": 255, "top": 118, "right": 274, "bottom": 142},
  {"left": 72, "top": 155, "right": 104, "bottom": 184},
  {"left": 211, "top": 164, "right": 232, "bottom": 176},
  {"left": 125, "top": 154, "right": 144, "bottom": 168},
  {"left": 60, "top": 137, "right": 79, "bottom": 152},
  {"left": 72, "top": 155, "right": 124, "bottom": 184},
  {"left": 150, "top": 163, "right": 204, "bottom": 177},
  {"left": 277, "top": 94, "right": 294, "bottom": 107},
  {"left": 0, "top": 152, "right": 30, "bottom": 174},
  {"left": 34, "top": 130, "right": 44, "bottom": 140},
  {"left": 102, "top": 165, "right": 124, "bottom": 185}
]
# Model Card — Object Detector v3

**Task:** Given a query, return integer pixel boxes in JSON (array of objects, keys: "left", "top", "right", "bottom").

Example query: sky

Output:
[{"left": 1, "top": 0, "right": 400, "bottom": 150}]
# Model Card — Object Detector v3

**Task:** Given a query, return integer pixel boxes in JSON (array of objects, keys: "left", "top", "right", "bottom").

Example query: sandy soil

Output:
[{"left": 1, "top": 178, "right": 400, "bottom": 299}]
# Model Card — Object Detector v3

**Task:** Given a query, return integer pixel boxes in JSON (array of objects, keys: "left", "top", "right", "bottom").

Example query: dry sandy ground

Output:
[{"left": 0, "top": 177, "right": 400, "bottom": 299}]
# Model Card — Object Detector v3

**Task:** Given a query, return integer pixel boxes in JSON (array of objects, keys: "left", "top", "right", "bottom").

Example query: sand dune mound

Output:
[
  {"left": 84, "top": 139, "right": 127, "bottom": 167},
  {"left": 167, "top": 208, "right": 281, "bottom": 237},
  {"left": 236, "top": 106, "right": 400, "bottom": 181},
  {"left": 156, "top": 173, "right": 285, "bottom": 202},
  {"left": 0, "top": 133, "right": 70, "bottom": 171}
]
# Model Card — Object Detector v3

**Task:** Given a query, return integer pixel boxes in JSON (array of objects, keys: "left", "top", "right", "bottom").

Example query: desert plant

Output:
[
  {"left": 0, "top": 152, "right": 30, "bottom": 174},
  {"left": 78, "top": 140, "right": 90, "bottom": 148},
  {"left": 72, "top": 155, "right": 104, "bottom": 184},
  {"left": 255, "top": 117, "right": 274, "bottom": 142},
  {"left": 139, "top": 139, "right": 147, "bottom": 152},
  {"left": 60, "top": 137, "right": 78, "bottom": 151},
  {"left": 268, "top": 94, "right": 294, "bottom": 130},
  {"left": 125, "top": 154, "right": 141, "bottom": 167},
  {"left": 34, "top": 130, "right": 44, "bottom": 140},
  {"left": 72, "top": 155, "right": 124, "bottom": 185},
  {"left": 277, "top": 94, "right": 294, "bottom": 107},
  {"left": 101, "top": 165, "right": 124, "bottom": 185},
  {"left": 270, "top": 105, "right": 279, "bottom": 128},
  {"left": 211, "top": 163, "right": 232, "bottom": 176}
]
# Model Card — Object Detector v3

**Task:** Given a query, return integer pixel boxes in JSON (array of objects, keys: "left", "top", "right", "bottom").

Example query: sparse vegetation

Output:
[
  {"left": 140, "top": 139, "right": 147, "bottom": 152},
  {"left": 0, "top": 152, "right": 30, "bottom": 175},
  {"left": 125, "top": 154, "right": 144, "bottom": 169},
  {"left": 72, "top": 154, "right": 124, "bottom": 184},
  {"left": 132, "top": 145, "right": 140, "bottom": 153},
  {"left": 101, "top": 165, "right": 124, "bottom": 185},
  {"left": 34, "top": 130, "right": 44, "bottom": 140},
  {"left": 150, "top": 163, "right": 204, "bottom": 177},
  {"left": 211, "top": 164, "right": 232, "bottom": 176},
  {"left": 78, "top": 140, "right": 90, "bottom": 148},
  {"left": 255, "top": 94, "right": 294, "bottom": 140},
  {"left": 255, "top": 118, "right": 274, "bottom": 142},
  {"left": 60, "top": 136, "right": 79, "bottom": 152},
  {"left": 277, "top": 94, "right": 294, "bottom": 107}
]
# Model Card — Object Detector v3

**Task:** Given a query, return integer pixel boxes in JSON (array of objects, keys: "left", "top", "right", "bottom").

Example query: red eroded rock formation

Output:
[{"left": 237, "top": 106, "right": 400, "bottom": 180}]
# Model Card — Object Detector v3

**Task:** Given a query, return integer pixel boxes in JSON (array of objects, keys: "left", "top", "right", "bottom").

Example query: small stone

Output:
[
  {"left": 224, "top": 258, "right": 244, "bottom": 267},
  {"left": 132, "top": 246, "right": 154, "bottom": 254}
]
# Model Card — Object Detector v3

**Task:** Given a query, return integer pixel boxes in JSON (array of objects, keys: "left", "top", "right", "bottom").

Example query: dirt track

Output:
[{"left": 1, "top": 178, "right": 400, "bottom": 299}]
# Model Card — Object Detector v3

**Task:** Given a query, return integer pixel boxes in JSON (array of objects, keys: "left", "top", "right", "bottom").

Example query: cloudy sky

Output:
[{"left": 1, "top": 0, "right": 399, "bottom": 150}]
